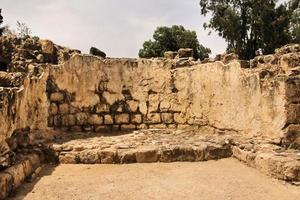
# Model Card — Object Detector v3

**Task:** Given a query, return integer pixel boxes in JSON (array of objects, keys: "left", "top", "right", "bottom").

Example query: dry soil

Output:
[{"left": 8, "top": 158, "right": 300, "bottom": 200}]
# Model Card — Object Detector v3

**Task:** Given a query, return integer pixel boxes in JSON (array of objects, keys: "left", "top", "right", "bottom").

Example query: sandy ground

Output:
[{"left": 8, "top": 158, "right": 300, "bottom": 200}]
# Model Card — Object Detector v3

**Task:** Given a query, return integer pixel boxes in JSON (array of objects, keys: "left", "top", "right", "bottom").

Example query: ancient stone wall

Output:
[{"left": 47, "top": 54, "right": 290, "bottom": 141}]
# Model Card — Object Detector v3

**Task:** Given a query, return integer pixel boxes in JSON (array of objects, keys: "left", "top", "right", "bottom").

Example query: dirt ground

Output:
[{"left": 8, "top": 158, "right": 300, "bottom": 200}]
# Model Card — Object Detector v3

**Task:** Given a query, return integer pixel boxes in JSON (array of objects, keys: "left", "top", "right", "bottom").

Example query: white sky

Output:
[{"left": 0, "top": 0, "right": 288, "bottom": 58}]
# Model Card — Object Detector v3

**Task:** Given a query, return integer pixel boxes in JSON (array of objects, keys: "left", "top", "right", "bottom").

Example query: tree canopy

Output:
[
  {"left": 199, "top": 0, "right": 296, "bottom": 59},
  {"left": 139, "top": 25, "right": 211, "bottom": 60},
  {"left": 0, "top": 9, "right": 3, "bottom": 36}
]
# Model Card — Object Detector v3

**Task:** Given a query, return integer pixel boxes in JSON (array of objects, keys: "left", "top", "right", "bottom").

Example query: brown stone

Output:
[
  {"left": 174, "top": 113, "right": 186, "bottom": 124},
  {"left": 115, "top": 114, "right": 130, "bottom": 124},
  {"left": 131, "top": 114, "right": 142, "bottom": 124},
  {"left": 160, "top": 101, "right": 171, "bottom": 112},
  {"left": 49, "top": 103, "right": 58, "bottom": 115},
  {"left": 59, "top": 103, "right": 69, "bottom": 114},
  {"left": 161, "top": 113, "right": 174, "bottom": 124},
  {"left": 95, "top": 104, "right": 110, "bottom": 113},
  {"left": 135, "top": 148, "right": 159, "bottom": 163},
  {"left": 146, "top": 113, "right": 161, "bottom": 124},
  {"left": 62, "top": 115, "right": 76, "bottom": 126},
  {"left": 164, "top": 51, "right": 177, "bottom": 59},
  {"left": 127, "top": 101, "right": 139, "bottom": 112},
  {"left": 79, "top": 150, "right": 100, "bottom": 164},
  {"left": 50, "top": 92, "right": 64, "bottom": 102},
  {"left": 88, "top": 114, "right": 103, "bottom": 125},
  {"left": 104, "top": 115, "right": 114, "bottom": 125},
  {"left": 76, "top": 113, "right": 88, "bottom": 125},
  {"left": 178, "top": 48, "right": 193, "bottom": 58},
  {"left": 40, "top": 39, "right": 56, "bottom": 54},
  {"left": 121, "top": 124, "right": 136, "bottom": 130}
]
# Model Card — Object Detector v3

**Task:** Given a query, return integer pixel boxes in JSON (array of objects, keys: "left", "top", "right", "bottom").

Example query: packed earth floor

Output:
[{"left": 7, "top": 159, "right": 300, "bottom": 200}]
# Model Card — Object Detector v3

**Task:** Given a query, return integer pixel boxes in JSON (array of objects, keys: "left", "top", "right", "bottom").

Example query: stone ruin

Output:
[{"left": 0, "top": 34, "right": 300, "bottom": 199}]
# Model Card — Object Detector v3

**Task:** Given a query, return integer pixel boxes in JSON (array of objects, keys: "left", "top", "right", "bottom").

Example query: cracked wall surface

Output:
[{"left": 47, "top": 54, "right": 288, "bottom": 140}]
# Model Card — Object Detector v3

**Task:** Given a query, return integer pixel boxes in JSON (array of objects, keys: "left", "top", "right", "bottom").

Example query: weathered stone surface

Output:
[
  {"left": 59, "top": 103, "right": 69, "bottom": 114},
  {"left": 178, "top": 48, "right": 193, "bottom": 58},
  {"left": 115, "top": 114, "right": 129, "bottom": 124},
  {"left": 50, "top": 92, "right": 64, "bottom": 102},
  {"left": 146, "top": 113, "right": 161, "bottom": 124},
  {"left": 131, "top": 114, "right": 142, "bottom": 124},
  {"left": 104, "top": 115, "right": 114, "bottom": 125},
  {"left": 89, "top": 47, "right": 106, "bottom": 58},
  {"left": 161, "top": 113, "right": 174, "bottom": 124},
  {"left": 135, "top": 148, "right": 159, "bottom": 163},
  {"left": 164, "top": 51, "right": 177, "bottom": 59},
  {"left": 88, "top": 114, "right": 103, "bottom": 125}
]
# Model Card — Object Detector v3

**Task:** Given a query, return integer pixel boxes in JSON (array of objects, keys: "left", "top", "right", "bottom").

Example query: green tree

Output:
[
  {"left": 0, "top": 9, "right": 4, "bottom": 36},
  {"left": 199, "top": 0, "right": 291, "bottom": 59},
  {"left": 139, "top": 25, "right": 211, "bottom": 60},
  {"left": 289, "top": 0, "right": 300, "bottom": 42}
]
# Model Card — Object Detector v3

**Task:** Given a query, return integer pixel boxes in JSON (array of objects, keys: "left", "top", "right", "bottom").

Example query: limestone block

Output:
[
  {"left": 118, "top": 150, "right": 137, "bottom": 164},
  {"left": 135, "top": 148, "right": 159, "bottom": 163},
  {"left": 53, "top": 116, "right": 62, "bottom": 127},
  {"left": 88, "top": 114, "right": 103, "bottom": 125},
  {"left": 40, "top": 39, "right": 56, "bottom": 54},
  {"left": 115, "top": 114, "right": 130, "bottom": 124},
  {"left": 99, "top": 149, "right": 117, "bottom": 164},
  {"left": 59, "top": 103, "right": 69, "bottom": 114},
  {"left": 95, "top": 125, "right": 110, "bottom": 132},
  {"left": 161, "top": 113, "right": 174, "bottom": 124},
  {"left": 49, "top": 103, "right": 58, "bottom": 115},
  {"left": 95, "top": 103, "right": 110, "bottom": 113},
  {"left": 146, "top": 113, "right": 161, "bottom": 124},
  {"left": 178, "top": 48, "right": 193, "bottom": 58},
  {"left": 149, "top": 124, "right": 167, "bottom": 129},
  {"left": 50, "top": 92, "right": 64, "bottom": 102},
  {"left": 62, "top": 115, "right": 76, "bottom": 126},
  {"left": 148, "top": 94, "right": 159, "bottom": 113},
  {"left": 286, "top": 103, "right": 300, "bottom": 124},
  {"left": 104, "top": 115, "right": 114, "bottom": 125},
  {"left": 168, "top": 124, "right": 177, "bottom": 129},
  {"left": 127, "top": 100, "right": 139, "bottom": 112},
  {"left": 160, "top": 101, "right": 171, "bottom": 112},
  {"left": 70, "top": 126, "right": 82, "bottom": 132},
  {"left": 131, "top": 114, "right": 142, "bottom": 124},
  {"left": 174, "top": 113, "right": 187, "bottom": 124},
  {"left": 59, "top": 153, "right": 77, "bottom": 164},
  {"left": 83, "top": 125, "right": 94, "bottom": 132},
  {"left": 121, "top": 124, "right": 136, "bottom": 130},
  {"left": 79, "top": 150, "right": 100, "bottom": 164},
  {"left": 164, "top": 51, "right": 177, "bottom": 59},
  {"left": 137, "top": 124, "right": 148, "bottom": 129},
  {"left": 139, "top": 102, "right": 148, "bottom": 115},
  {"left": 75, "top": 113, "right": 88, "bottom": 125}
]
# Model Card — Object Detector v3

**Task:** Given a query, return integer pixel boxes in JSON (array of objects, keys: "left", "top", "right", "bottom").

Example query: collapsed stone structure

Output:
[{"left": 0, "top": 35, "right": 300, "bottom": 199}]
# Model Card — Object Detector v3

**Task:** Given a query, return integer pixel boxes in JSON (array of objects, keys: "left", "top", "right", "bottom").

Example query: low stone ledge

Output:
[
  {"left": 0, "top": 153, "right": 43, "bottom": 200},
  {"left": 232, "top": 145, "right": 300, "bottom": 182}
]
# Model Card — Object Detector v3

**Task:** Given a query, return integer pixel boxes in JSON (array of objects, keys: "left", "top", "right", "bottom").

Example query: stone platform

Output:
[{"left": 48, "top": 129, "right": 233, "bottom": 164}]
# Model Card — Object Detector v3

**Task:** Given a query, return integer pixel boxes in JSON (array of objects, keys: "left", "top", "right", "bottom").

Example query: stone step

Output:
[{"left": 47, "top": 130, "right": 233, "bottom": 164}]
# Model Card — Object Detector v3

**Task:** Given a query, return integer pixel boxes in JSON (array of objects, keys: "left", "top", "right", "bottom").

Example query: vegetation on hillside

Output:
[
  {"left": 199, "top": 0, "right": 300, "bottom": 59},
  {"left": 139, "top": 25, "right": 211, "bottom": 60}
]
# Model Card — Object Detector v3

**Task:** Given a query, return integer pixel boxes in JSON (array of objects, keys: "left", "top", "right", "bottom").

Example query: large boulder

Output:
[
  {"left": 39, "top": 39, "right": 56, "bottom": 54},
  {"left": 178, "top": 48, "right": 193, "bottom": 58},
  {"left": 90, "top": 47, "right": 106, "bottom": 58}
]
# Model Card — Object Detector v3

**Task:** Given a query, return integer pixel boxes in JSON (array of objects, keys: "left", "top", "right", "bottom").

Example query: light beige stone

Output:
[
  {"left": 88, "top": 114, "right": 103, "bottom": 125},
  {"left": 95, "top": 104, "right": 110, "bottom": 113},
  {"left": 146, "top": 113, "right": 161, "bottom": 124},
  {"left": 59, "top": 104, "right": 69, "bottom": 114},
  {"left": 174, "top": 113, "right": 186, "bottom": 124},
  {"left": 131, "top": 114, "right": 142, "bottom": 124},
  {"left": 127, "top": 101, "right": 139, "bottom": 112},
  {"left": 161, "top": 113, "right": 174, "bottom": 124},
  {"left": 50, "top": 92, "right": 64, "bottom": 102},
  {"left": 49, "top": 103, "right": 58, "bottom": 115},
  {"left": 115, "top": 114, "right": 130, "bottom": 124},
  {"left": 104, "top": 115, "right": 114, "bottom": 125}
]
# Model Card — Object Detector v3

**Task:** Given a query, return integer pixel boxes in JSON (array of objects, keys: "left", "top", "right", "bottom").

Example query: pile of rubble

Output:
[{"left": 0, "top": 34, "right": 80, "bottom": 87}]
